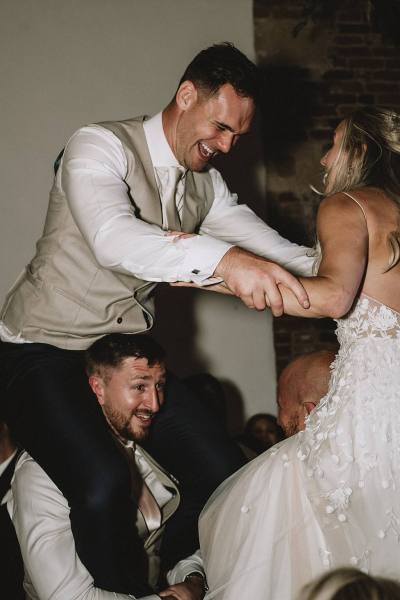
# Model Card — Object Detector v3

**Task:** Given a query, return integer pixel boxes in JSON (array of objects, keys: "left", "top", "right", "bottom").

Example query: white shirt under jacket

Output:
[
  {"left": 8, "top": 450, "right": 204, "bottom": 600},
  {"left": 0, "top": 112, "right": 315, "bottom": 343}
]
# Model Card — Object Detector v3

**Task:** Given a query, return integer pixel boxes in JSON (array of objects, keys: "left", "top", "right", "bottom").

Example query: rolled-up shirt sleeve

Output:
[{"left": 200, "top": 169, "right": 316, "bottom": 277}]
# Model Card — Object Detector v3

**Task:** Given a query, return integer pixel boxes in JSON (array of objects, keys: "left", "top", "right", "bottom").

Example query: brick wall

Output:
[{"left": 254, "top": 0, "right": 400, "bottom": 374}]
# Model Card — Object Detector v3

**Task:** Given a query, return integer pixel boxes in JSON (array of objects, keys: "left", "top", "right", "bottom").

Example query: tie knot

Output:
[
  {"left": 158, "top": 166, "right": 185, "bottom": 186},
  {"left": 157, "top": 166, "right": 186, "bottom": 230}
]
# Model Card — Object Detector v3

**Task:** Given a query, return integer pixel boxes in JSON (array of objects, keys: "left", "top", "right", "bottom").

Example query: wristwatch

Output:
[{"left": 184, "top": 571, "right": 209, "bottom": 594}]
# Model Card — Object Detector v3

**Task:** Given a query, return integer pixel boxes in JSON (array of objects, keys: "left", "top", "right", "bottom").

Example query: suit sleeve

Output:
[{"left": 8, "top": 455, "right": 160, "bottom": 600}]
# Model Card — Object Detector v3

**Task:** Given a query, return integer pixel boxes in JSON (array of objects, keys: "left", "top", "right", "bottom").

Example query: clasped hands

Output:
[
  {"left": 158, "top": 576, "right": 205, "bottom": 599},
  {"left": 167, "top": 232, "right": 310, "bottom": 317}
]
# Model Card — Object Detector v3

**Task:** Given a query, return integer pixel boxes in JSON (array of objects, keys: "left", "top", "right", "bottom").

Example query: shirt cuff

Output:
[
  {"left": 166, "top": 550, "right": 204, "bottom": 585},
  {"left": 178, "top": 234, "right": 233, "bottom": 285}
]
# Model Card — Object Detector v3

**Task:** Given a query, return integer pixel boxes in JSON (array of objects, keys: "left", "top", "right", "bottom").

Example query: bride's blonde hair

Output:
[
  {"left": 298, "top": 567, "right": 400, "bottom": 600},
  {"left": 325, "top": 106, "right": 400, "bottom": 270}
]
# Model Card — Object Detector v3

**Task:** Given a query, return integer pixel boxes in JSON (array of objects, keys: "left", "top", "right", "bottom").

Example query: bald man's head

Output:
[{"left": 277, "top": 351, "right": 335, "bottom": 437}]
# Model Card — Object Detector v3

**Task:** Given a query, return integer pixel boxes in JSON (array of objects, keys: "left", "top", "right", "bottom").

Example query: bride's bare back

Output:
[
  {"left": 278, "top": 186, "right": 400, "bottom": 320},
  {"left": 350, "top": 187, "right": 400, "bottom": 313}
]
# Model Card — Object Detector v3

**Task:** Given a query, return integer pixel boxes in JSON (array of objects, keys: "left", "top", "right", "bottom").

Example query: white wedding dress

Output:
[{"left": 199, "top": 293, "right": 400, "bottom": 599}]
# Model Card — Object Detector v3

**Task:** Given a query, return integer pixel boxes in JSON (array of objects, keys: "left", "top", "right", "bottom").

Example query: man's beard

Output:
[
  {"left": 283, "top": 415, "right": 300, "bottom": 438},
  {"left": 103, "top": 405, "right": 152, "bottom": 443}
]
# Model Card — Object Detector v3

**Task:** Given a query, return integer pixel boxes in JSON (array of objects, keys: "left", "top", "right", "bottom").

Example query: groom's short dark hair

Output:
[{"left": 179, "top": 42, "right": 260, "bottom": 102}]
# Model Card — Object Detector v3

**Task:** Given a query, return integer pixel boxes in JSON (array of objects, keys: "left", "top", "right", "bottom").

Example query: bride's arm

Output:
[{"left": 278, "top": 193, "right": 368, "bottom": 318}]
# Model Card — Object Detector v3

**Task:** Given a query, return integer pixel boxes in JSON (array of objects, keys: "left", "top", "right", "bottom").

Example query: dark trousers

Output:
[
  {"left": 0, "top": 340, "right": 246, "bottom": 594},
  {"left": 145, "top": 375, "right": 246, "bottom": 570}
]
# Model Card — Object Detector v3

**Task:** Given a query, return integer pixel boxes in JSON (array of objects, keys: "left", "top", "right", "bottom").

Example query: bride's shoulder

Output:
[
  {"left": 322, "top": 187, "right": 394, "bottom": 209},
  {"left": 317, "top": 191, "right": 368, "bottom": 221}
]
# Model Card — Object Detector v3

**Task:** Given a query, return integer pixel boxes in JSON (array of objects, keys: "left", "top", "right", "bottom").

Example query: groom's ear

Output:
[
  {"left": 88, "top": 374, "right": 106, "bottom": 406},
  {"left": 176, "top": 80, "right": 198, "bottom": 111}
]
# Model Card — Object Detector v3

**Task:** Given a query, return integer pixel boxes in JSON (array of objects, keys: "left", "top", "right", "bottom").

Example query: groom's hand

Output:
[
  {"left": 214, "top": 246, "right": 310, "bottom": 316},
  {"left": 159, "top": 578, "right": 205, "bottom": 599}
]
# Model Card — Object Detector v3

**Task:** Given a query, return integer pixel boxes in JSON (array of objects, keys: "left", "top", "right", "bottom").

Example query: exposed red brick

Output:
[
  {"left": 366, "top": 82, "right": 400, "bottom": 93},
  {"left": 386, "top": 59, "right": 400, "bottom": 69},
  {"left": 331, "top": 56, "right": 348, "bottom": 68},
  {"left": 376, "top": 95, "right": 400, "bottom": 106},
  {"left": 323, "top": 69, "right": 355, "bottom": 80},
  {"left": 313, "top": 105, "right": 337, "bottom": 116},
  {"left": 372, "top": 47, "right": 399, "bottom": 57},
  {"left": 329, "top": 81, "right": 364, "bottom": 93},
  {"left": 375, "top": 71, "right": 400, "bottom": 80},
  {"left": 358, "top": 94, "right": 374, "bottom": 104},
  {"left": 336, "top": 10, "right": 365, "bottom": 23},
  {"left": 337, "top": 24, "right": 371, "bottom": 34},
  {"left": 330, "top": 46, "right": 371, "bottom": 58},
  {"left": 333, "top": 35, "right": 365, "bottom": 46},
  {"left": 348, "top": 58, "right": 385, "bottom": 69},
  {"left": 323, "top": 93, "right": 357, "bottom": 104}
]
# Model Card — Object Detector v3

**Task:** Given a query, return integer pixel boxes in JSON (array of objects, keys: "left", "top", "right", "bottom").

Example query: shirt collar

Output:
[
  {"left": 143, "top": 112, "right": 181, "bottom": 168},
  {"left": 0, "top": 448, "right": 18, "bottom": 478},
  {"left": 122, "top": 438, "right": 135, "bottom": 451}
]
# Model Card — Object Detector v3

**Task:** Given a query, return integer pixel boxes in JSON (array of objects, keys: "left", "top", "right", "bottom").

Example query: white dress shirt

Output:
[
  {"left": 60, "top": 111, "right": 314, "bottom": 282},
  {"left": 0, "top": 112, "right": 315, "bottom": 344},
  {"left": 8, "top": 451, "right": 204, "bottom": 600}
]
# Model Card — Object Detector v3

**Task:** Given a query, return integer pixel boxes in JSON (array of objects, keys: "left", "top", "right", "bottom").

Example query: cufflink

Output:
[{"left": 184, "top": 572, "right": 209, "bottom": 593}]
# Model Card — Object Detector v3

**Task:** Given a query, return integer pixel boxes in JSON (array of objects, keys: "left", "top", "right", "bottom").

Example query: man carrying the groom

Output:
[{"left": 8, "top": 334, "right": 207, "bottom": 600}]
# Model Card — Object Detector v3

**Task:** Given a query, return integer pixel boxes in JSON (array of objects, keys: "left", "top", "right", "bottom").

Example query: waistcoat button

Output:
[{"left": 117, "top": 317, "right": 122, "bottom": 324}]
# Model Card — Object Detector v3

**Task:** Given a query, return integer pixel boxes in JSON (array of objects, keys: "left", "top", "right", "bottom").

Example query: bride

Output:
[{"left": 198, "top": 106, "right": 400, "bottom": 599}]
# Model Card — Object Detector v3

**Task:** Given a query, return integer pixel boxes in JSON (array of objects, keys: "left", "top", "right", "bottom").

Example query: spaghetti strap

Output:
[{"left": 342, "top": 191, "right": 367, "bottom": 222}]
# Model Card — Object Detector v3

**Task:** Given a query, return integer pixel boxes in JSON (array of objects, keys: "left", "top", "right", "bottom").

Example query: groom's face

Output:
[{"left": 173, "top": 82, "right": 255, "bottom": 172}]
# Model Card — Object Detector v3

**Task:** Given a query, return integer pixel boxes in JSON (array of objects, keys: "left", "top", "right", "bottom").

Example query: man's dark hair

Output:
[
  {"left": 179, "top": 42, "right": 260, "bottom": 102},
  {"left": 85, "top": 333, "right": 165, "bottom": 376}
]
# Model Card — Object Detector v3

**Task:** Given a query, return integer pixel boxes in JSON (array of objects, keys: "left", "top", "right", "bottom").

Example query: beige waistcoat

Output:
[{"left": 1, "top": 117, "right": 214, "bottom": 349}]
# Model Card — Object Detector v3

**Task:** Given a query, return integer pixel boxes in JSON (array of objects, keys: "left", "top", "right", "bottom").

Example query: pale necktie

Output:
[
  {"left": 158, "top": 166, "right": 185, "bottom": 230},
  {"left": 125, "top": 444, "right": 162, "bottom": 535}
]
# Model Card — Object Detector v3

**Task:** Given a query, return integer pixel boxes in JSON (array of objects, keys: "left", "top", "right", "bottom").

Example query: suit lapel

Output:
[
  {"left": 137, "top": 447, "right": 180, "bottom": 549},
  {"left": 0, "top": 449, "right": 21, "bottom": 502}
]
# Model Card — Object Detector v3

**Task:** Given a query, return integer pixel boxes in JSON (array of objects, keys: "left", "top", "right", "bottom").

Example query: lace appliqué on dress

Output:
[{"left": 297, "top": 294, "right": 400, "bottom": 572}]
